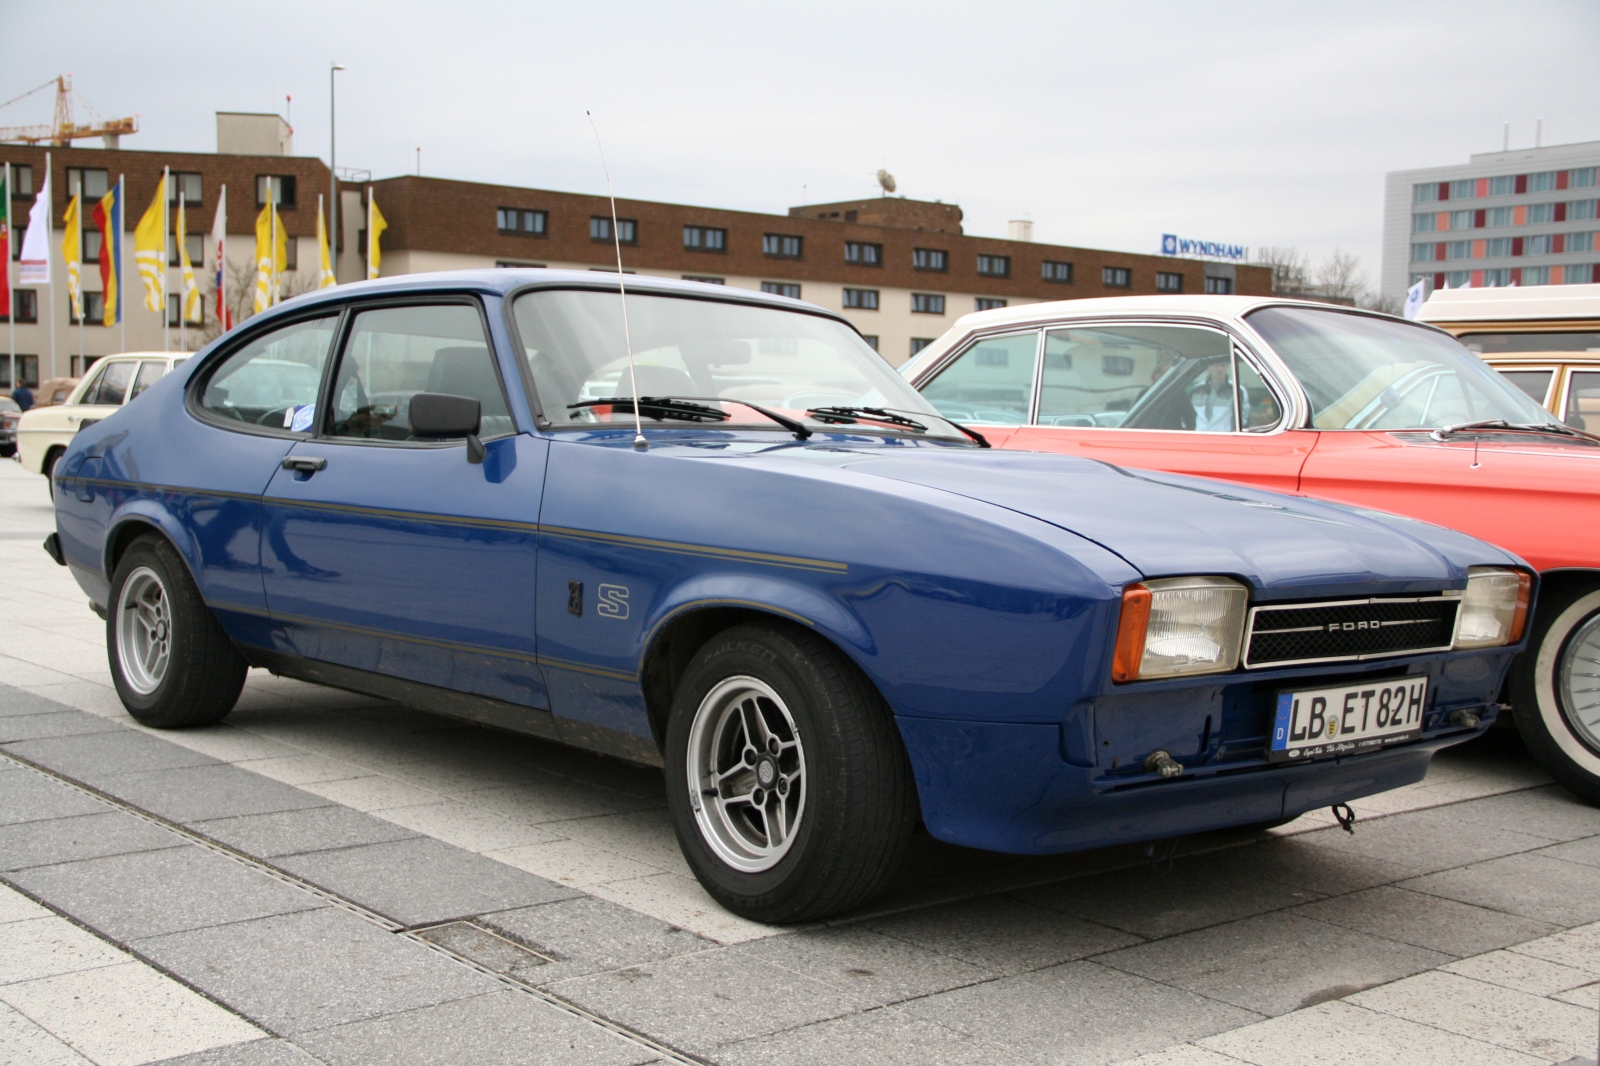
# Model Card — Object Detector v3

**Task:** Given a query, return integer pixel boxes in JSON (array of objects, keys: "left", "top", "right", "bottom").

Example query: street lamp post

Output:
[{"left": 330, "top": 63, "right": 345, "bottom": 280}]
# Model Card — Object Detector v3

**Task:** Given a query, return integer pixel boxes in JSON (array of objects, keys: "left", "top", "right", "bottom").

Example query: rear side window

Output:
[
  {"left": 328, "top": 304, "right": 512, "bottom": 442},
  {"left": 82, "top": 361, "right": 135, "bottom": 406},
  {"left": 200, "top": 315, "right": 340, "bottom": 430},
  {"left": 128, "top": 361, "right": 167, "bottom": 401},
  {"left": 920, "top": 332, "right": 1038, "bottom": 425}
]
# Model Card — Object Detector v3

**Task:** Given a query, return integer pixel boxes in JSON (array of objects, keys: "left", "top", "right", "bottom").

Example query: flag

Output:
[
  {"left": 19, "top": 168, "right": 51, "bottom": 283},
  {"left": 133, "top": 174, "right": 168, "bottom": 312},
  {"left": 91, "top": 185, "right": 122, "bottom": 328},
  {"left": 62, "top": 194, "right": 83, "bottom": 320},
  {"left": 1402, "top": 279, "right": 1427, "bottom": 320},
  {"left": 0, "top": 167, "right": 10, "bottom": 319},
  {"left": 210, "top": 186, "right": 230, "bottom": 330},
  {"left": 176, "top": 196, "right": 200, "bottom": 324},
  {"left": 316, "top": 196, "right": 335, "bottom": 288},
  {"left": 253, "top": 198, "right": 287, "bottom": 313},
  {"left": 366, "top": 192, "right": 386, "bottom": 280}
]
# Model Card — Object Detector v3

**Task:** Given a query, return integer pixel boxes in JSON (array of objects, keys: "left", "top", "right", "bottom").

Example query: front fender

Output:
[{"left": 640, "top": 570, "right": 876, "bottom": 666}]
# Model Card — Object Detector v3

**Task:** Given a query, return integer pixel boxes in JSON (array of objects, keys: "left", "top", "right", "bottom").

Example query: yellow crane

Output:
[{"left": 0, "top": 75, "right": 138, "bottom": 147}]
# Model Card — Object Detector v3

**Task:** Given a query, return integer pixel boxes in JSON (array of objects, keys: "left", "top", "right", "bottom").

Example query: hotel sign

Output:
[{"left": 1161, "top": 234, "right": 1247, "bottom": 261}]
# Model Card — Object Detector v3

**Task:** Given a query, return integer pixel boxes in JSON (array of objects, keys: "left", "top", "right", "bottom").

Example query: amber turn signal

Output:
[
  {"left": 1112, "top": 583, "right": 1152, "bottom": 683},
  {"left": 1509, "top": 570, "right": 1532, "bottom": 645}
]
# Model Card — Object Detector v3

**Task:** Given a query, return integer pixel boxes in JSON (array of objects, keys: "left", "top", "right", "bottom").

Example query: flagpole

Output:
[
  {"left": 162, "top": 166, "right": 169, "bottom": 352},
  {"left": 219, "top": 184, "right": 227, "bottom": 331},
  {"left": 46, "top": 152, "right": 55, "bottom": 381},
  {"left": 178, "top": 191, "right": 185, "bottom": 352},
  {"left": 117, "top": 175, "right": 125, "bottom": 352},
  {"left": 269, "top": 180, "right": 277, "bottom": 307},
  {"left": 6, "top": 163, "right": 13, "bottom": 398}
]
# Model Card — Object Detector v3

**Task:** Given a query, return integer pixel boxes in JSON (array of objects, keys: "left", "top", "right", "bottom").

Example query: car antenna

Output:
[{"left": 586, "top": 110, "right": 647, "bottom": 452}]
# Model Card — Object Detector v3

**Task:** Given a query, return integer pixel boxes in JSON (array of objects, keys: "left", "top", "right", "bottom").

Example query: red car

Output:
[{"left": 903, "top": 296, "right": 1600, "bottom": 803}]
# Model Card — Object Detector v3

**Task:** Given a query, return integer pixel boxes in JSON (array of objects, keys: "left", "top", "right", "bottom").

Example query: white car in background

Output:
[{"left": 17, "top": 353, "right": 189, "bottom": 493}]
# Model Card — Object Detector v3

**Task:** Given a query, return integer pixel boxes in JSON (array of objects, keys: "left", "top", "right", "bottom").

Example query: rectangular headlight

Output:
[
  {"left": 1455, "top": 567, "right": 1532, "bottom": 649},
  {"left": 1113, "top": 576, "right": 1249, "bottom": 682}
]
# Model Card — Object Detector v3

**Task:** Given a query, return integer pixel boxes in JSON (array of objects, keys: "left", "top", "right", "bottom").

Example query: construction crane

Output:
[{"left": 0, "top": 76, "right": 138, "bottom": 148}]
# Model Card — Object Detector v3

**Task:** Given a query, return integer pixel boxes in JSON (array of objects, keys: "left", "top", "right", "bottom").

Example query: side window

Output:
[
  {"left": 200, "top": 314, "right": 340, "bottom": 429},
  {"left": 1235, "top": 356, "right": 1283, "bottom": 431},
  {"left": 1496, "top": 368, "right": 1554, "bottom": 407},
  {"left": 920, "top": 332, "right": 1037, "bottom": 425},
  {"left": 328, "top": 304, "right": 511, "bottom": 442},
  {"left": 1563, "top": 370, "right": 1600, "bottom": 432},
  {"left": 127, "top": 361, "right": 167, "bottom": 402},
  {"left": 82, "top": 361, "right": 135, "bottom": 406},
  {"left": 1038, "top": 325, "right": 1238, "bottom": 431}
]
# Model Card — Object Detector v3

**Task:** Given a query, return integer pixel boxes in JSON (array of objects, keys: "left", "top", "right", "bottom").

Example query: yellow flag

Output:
[
  {"left": 316, "top": 198, "right": 336, "bottom": 288},
  {"left": 62, "top": 194, "right": 83, "bottom": 319},
  {"left": 366, "top": 193, "right": 386, "bottom": 280},
  {"left": 177, "top": 197, "right": 200, "bottom": 324},
  {"left": 133, "top": 175, "right": 168, "bottom": 312},
  {"left": 252, "top": 199, "right": 288, "bottom": 313}
]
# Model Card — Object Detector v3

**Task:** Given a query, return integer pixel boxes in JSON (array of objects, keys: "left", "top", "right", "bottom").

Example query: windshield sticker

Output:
[{"left": 288, "top": 404, "right": 317, "bottom": 432}]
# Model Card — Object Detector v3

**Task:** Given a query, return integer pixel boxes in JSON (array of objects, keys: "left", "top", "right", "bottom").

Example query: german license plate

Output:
[{"left": 1269, "top": 677, "right": 1427, "bottom": 763}]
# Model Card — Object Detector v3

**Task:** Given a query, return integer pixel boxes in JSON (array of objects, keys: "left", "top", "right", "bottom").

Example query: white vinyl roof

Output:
[{"left": 1417, "top": 283, "right": 1600, "bottom": 323}]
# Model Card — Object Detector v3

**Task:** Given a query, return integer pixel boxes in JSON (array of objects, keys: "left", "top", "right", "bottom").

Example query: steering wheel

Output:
[{"left": 255, "top": 406, "right": 297, "bottom": 427}]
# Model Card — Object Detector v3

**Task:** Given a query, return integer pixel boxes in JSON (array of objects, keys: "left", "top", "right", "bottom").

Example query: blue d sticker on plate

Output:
[{"left": 289, "top": 404, "right": 316, "bottom": 432}]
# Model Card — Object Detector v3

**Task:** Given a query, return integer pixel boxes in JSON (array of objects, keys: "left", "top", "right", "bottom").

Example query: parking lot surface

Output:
[{"left": 2, "top": 458, "right": 1597, "bottom": 1065}]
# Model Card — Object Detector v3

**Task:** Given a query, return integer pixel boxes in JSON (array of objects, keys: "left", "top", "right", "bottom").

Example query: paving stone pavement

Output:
[{"left": 4, "top": 456, "right": 1600, "bottom": 1065}]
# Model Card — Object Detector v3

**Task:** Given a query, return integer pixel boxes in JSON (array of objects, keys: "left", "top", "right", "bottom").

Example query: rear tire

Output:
[
  {"left": 107, "top": 536, "right": 247, "bottom": 728},
  {"left": 664, "top": 622, "right": 916, "bottom": 923},
  {"left": 1510, "top": 583, "right": 1600, "bottom": 806},
  {"left": 42, "top": 448, "right": 63, "bottom": 500}
]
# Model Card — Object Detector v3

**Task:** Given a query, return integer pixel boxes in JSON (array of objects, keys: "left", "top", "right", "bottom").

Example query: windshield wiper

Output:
[
  {"left": 806, "top": 406, "right": 928, "bottom": 432},
  {"left": 568, "top": 395, "right": 811, "bottom": 439},
  {"left": 879, "top": 407, "right": 990, "bottom": 448},
  {"left": 1430, "top": 419, "right": 1591, "bottom": 441}
]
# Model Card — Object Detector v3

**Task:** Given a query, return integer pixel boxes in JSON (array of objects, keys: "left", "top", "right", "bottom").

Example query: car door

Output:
[
  {"left": 260, "top": 298, "right": 552, "bottom": 715},
  {"left": 997, "top": 323, "right": 1316, "bottom": 492}
]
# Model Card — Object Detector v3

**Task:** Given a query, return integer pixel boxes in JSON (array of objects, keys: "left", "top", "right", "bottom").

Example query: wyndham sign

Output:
[{"left": 1161, "top": 234, "right": 1247, "bottom": 261}]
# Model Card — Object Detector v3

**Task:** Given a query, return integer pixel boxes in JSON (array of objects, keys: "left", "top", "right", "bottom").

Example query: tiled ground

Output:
[{"left": 3, "top": 457, "right": 1598, "bottom": 1065}]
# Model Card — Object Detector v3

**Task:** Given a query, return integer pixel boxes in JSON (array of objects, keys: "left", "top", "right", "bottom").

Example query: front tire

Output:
[
  {"left": 664, "top": 623, "right": 916, "bottom": 923},
  {"left": 108, "top": 536, "right": 247, "bottom": 728},
  {"left": 1511, "top": 583, "right": 1600, "bottom": 805},
  {"left": 42, "top": 447, "right": 63, "bottom": 500}
]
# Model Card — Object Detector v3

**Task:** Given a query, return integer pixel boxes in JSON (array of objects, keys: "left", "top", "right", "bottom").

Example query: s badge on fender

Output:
[{"left": 597, "top": 584, "right": 630, "bottom": 620}]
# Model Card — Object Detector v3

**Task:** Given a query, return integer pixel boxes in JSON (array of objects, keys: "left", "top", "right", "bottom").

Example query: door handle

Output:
[{"left": 281, "top": 456, "right": 327, "bottom": 473}]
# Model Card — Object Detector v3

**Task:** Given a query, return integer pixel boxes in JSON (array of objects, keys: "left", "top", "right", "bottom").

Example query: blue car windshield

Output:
[
  {"left": 1246, "top": 305, "right": 1558, "bottom": 430},
  {"left": 512, "top": 288, "right": 946, "bottom": 433}
]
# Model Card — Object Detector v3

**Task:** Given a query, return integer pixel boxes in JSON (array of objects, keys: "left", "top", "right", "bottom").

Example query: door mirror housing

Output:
[{"left": 409, "top": 392, "right": 486, "bottom": 464}]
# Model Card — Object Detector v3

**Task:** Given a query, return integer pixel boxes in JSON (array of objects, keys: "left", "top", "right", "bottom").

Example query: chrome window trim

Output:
[{"left": 1240, "top": 595, "right": 1460, "bottom": 670}]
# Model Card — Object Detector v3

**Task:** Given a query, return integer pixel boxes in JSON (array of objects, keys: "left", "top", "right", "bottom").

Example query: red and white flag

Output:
[{"left": 211, "top": 186, "right": 231, "bottom": 331}]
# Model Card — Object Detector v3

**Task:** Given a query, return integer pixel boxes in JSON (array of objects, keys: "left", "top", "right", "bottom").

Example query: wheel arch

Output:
[
  {"left": 104, "top": 506, "right": 205, "bottom": 598},
  {"left": 1532, "top": 567, "right": 1600, "bottom": 612}
]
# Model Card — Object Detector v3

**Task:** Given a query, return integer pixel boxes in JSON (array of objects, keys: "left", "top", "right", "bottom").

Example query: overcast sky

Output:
[{"left": 8, "top": 1, "right": 1598, "bottom": 291}]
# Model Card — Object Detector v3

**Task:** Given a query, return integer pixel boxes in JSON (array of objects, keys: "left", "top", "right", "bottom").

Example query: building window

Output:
[
  {"left": 1481, "top": 268, "right": 1512, "bottom": 286},
  {"left": 860, "top": 335, "right": 878, "bottom": 351},
  {"left": 1524, "top": 235, "right": 1552, "bottom": 256},
  {"left": 682, "top": 275, "right": 724, "bottom": 285},
  {"left": 913, "top": 248, "right": 948, "bottom": 272},
  {"left": 8, "top": 165, "right": 32, "bottom": 196},
  {"left": 82, "top": 228, "right": 103, "bottom": 263},
  {"left": 1565, "top": 264, "right": 1594, "bottom": 283},
  {"left": 497, "top": 208, "right": 547, "bottom": 235},
  {"left": 1527, "top": 203, "right": 1556, "bottom": 225},
  {"left": 1102, "top": 266, "right": 1131, "bottom": 288},
  {"left": 167, "top": 173, "right": 203, "bottom": 206},
  {"left": 69, "top": 292, "right": 106, "bottom": 325},
  {"left": 1446, "top": 240, "right": 1473, "bottom": 260},
  {"left": 5, "top": 289, "right": 38, "bottom": 323},
  {"left": 910, "top": 338, "right": 933, "bottom": 356},
  {"left": 842, "top": 287, "right": 879, "bottom": 310},
  {"left": 1411, "top": 242, "right": 1439, "bottom": 262},
  {"left": 1522, "top": 265, "right": 1550, "bottom": 285},
  {"left": 1449, "top": 210, "right": 1474, "bottom": 230},
  {"left": 8, "top": 225, "right": 19, "bottom": 260},
  {"left": 1488, "top": 175, "right": 1515, "bottom": 197},
  {"left": 1572, "top": 168, "right": 1598, "bottom": 189},
  {"left": 1413, "top": 183, "right": 1440, "bottom": 203},
  {"left": 763, "top": 233, "right": 803, "bottom": 258},
  {"left": 1449, "top": 179, "right": 1476, "bottom": 199},
  {"left": 1488, "top": 206, "right": 1513, "bottom": 227},
  {"left": 168, "top": 293, "right": 202, "bottom": 326},
  {"left": 976, "top": 254, "right": 1009, "bottom": 277},
  {"left": 683, "top": 226, "right": 727, "bottom": 251},
  {"left": 256, "top": 175, "right": 296, "bottom": 207},
  {"left": 1485, "top": 237, "right": 1512, "bottom": 257},
  {"left": 1443, "top": 270, "right": 1472, "bottom": 288},
  {"left": 1568, "top": 199, "right": 1598, "bottom": 221},
  {"left": 1527, "top": 171, "right": 1558, "bottom": 193},
  {"left": 761, "top": 281, "right": 801, "bottom": 299},
  {"left": 1204, "top": 276, "right": 1234, "bottom": 294},
  {"left": 66, "top": 167, "right": 108, "bottom": 201},
  {"left": 911, "top": 293, "right": 946, "bottom": 314},
  {"left": 1412, "top": 214, "right": 1437, "bottom": 232},
  {"left": 844, "top": 241, "right": 882, "bottom": 266},
  {"left": 1042, "top": 260, "right": 1073, "bottom": 283},
  {"left": 590, "top": 216, "right": 636, "bottom": 243},
  {"left": 1568, "top": 232, "right": 1594, "bottom": 253},
  {"left": 167, "top": 233, "right": 204, "bottom": 266},
  {"left": 1155, "top": 272, "right": 1183, "bottom": 292},
  {"left": 975, "top": 298, "right": 1007, "bottom": 311},
  {"left": 0, "top": 353, "right": 38, "bottom": 388}
]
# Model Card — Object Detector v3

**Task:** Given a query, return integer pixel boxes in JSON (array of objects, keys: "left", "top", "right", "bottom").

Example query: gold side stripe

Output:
[
  {"left": 542, "top": 525, "right": 847, "bottom": 574},
  {"left": 262, "top": 495, "right": 539, "bottom": 533},
  {"left": 535, "top": 656, "right": 639, "bottom": 683},
  {"left": 74, "top": 477, "right": 259, "bottom": 503}
]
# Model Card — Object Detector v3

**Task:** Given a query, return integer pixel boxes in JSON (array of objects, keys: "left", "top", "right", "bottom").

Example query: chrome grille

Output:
[{"left": 1243, "top": 596, "right": 1459, "bottom": 669}]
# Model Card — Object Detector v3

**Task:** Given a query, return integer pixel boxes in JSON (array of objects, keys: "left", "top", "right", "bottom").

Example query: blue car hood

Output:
[{"left": 830, "top": 449, "right": 1484, "bottom": 597}]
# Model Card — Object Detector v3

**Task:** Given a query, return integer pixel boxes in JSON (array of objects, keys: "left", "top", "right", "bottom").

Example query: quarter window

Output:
[
  {"left": 82, "top": 360, "right": 134, "bottom": 406},
  {"left": 128, "top": 361, "right": 167, "bottom": 401},
  {"left": 1565, "top": 370, "right": 1600, "bottom": 433},
  {"left": 921, "top": 332, "right": 1038, "bottom": 425},
  {"left": 199, "top": 314, "right": 340, "bottom": 429},
  {"left": 329, "top": 304, "right": 511, "bottom": 442}
]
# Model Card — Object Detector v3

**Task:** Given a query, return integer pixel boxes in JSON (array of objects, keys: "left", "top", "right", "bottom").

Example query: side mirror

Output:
[{"left": 409, "top": 392, "right": 485, "bottom": 464}]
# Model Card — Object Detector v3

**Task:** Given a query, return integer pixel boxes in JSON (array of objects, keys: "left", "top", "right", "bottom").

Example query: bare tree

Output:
[
  {"left": 194, "top": 263, "right": 322, "bottom": 347},
  {"left": 1252, "top": 246, "right": 1312, "bottom": 294},
  {"left": 1314, "top": 248, "right": 1368, "bottom": 304}
]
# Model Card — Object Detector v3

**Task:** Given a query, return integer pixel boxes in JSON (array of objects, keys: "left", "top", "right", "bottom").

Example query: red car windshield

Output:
[{"left": 1247, "top": 306, "right": 1558, "bottom": 431}]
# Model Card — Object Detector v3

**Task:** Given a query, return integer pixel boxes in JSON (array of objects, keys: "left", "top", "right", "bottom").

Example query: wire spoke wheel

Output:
[
  {"left": 686, "top": 675, "right": 807, "bottom": 873},
  {"left": 116, "top": 566, "right": 171, "bottom": 696},
  {"left": 1558, "top": 612, "right": 1600, "bottom": 753}
]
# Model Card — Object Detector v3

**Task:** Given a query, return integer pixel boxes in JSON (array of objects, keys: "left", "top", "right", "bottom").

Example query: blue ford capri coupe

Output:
[{"left": 48, "top": 270, "right": 1532, "bottom": 922}]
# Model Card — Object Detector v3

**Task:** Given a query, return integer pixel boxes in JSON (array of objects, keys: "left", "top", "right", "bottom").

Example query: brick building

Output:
[{"left": 3, "top": 118, "right": 1271, "bottom": 386}]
